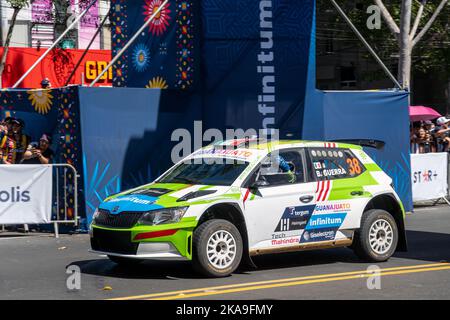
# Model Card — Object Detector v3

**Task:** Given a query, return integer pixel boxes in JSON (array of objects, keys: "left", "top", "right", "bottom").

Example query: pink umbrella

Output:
[{"left": 409, "top": 105, "right": 441, "bottom": 122}]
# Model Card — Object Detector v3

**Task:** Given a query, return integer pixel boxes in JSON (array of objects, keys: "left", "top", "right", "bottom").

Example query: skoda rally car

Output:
[{"left": 90, "top": 139, "right": 407, "bottom": 277}]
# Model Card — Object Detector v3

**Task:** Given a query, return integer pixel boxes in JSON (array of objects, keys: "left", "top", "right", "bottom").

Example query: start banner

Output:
[
  {"left": 411, "top": 153, "right": 448, "bottom": 202},
  {"left": 0, "top": 165, "right": 52, "bottom": 224}
]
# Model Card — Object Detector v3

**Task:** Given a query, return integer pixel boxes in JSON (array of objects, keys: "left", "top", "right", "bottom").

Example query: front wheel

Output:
[
  {"left": 352, "top": 209, "right": 398, "bottom": 262},
  {"left": 192, "top": 219, "right": 243, "bottom": 277}
]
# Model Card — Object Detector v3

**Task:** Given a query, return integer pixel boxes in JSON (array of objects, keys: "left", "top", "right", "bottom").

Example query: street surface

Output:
[{"left": 1, "top": 205, "right": 449, "bottom": 300}]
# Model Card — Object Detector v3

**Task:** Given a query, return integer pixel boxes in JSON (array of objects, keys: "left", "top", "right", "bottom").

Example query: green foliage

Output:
[
  {"left": 6, "top": 0, "right": 30, "bottom": 10},
  {"left": 317, "top": 0, "right": 450, "bottom": 79}
]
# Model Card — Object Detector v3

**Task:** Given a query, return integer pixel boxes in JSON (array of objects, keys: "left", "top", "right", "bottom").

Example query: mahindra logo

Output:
[
  {"left": 0, "top": 187, "right": 30, "bottom": 203},
  {"left": 112, "top": 206, "right": 120, "bottom": 213}
]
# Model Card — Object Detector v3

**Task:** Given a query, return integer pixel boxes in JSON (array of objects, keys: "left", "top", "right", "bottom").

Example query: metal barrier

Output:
[
  {"left": 0, "top": 164, "right": 79, "bottom": 238},
  {"left": 51, "top": 164, "right": 80, "bottom": 237}
]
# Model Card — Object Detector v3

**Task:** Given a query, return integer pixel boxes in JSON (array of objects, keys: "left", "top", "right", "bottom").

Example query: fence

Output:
[
  {"left": 51, "top": 164, "right": 80, "bottom": 237},
  {"left": 0, "top": 164, "right": 79, "bottom": 238}
]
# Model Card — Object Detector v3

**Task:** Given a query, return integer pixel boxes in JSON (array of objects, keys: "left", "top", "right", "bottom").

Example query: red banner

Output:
[{"left": 1, "top": 47, "right": 112, "bottom": 88}]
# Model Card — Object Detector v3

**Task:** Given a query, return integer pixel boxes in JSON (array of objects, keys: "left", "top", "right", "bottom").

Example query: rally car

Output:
[{"left": 90, "top": 139, "right": 407, "bottom": 277}]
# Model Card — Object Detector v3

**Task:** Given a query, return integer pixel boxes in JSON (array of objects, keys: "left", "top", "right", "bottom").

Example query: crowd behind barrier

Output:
[
  {"left": 0, "top": 117, "right": 54, "bottom": 165},
  {"left": 410, "top": 116, "right": 450, "bottom": 154},
  {"left": 0, "top": 115, "right": 78, "bottom": 237}
]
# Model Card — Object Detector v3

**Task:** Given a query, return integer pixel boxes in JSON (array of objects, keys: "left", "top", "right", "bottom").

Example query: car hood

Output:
[{"left": 98, "top": 183, "right": 237, "bottom": 214}]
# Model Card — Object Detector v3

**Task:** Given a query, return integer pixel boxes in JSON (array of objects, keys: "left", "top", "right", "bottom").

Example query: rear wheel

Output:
[
  {"left": 353, "top": 209, "right": 398, "bottom": 262},
  {"left": 107, "top": 255, "right": 143, "bottom": 266},
  {"left": 193, "top": 219, "right": 243, "bottom": 277}
]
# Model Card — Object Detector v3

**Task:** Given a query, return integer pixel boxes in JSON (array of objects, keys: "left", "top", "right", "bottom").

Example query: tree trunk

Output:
[
  {"left": 0, "top": 7, "right": 21, "bottom": 88},
  {"left": 398, "top": 0, "right": 412, "bottom": 89}
]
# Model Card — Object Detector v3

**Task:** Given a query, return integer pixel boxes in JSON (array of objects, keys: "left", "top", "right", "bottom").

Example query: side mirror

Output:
[{"left": 250, "top": 178, "right": 269, "bottom": 189}]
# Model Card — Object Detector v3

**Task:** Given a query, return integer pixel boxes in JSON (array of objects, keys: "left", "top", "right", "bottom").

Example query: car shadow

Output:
[
  {"left": 71, "top": 230, "right": 450, "bottom": 280},
  {"left": 69, "top": 258, "right": 202, "bottom": 280},
  {"left": 393, "top": 230, "right": 450, "bottom": 262}
]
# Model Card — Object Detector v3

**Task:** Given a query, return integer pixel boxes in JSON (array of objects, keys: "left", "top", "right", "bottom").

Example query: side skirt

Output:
[{"left": 249, "top": 238, "right": 353, "bottom": 256}]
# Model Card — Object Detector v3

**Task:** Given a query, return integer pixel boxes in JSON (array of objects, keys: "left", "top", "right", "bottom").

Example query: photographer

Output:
[
  {"left": 412, "top": 127, "right": 436, "bottom": 154},
  {"left": 21, "top": 134, "right": 54, "bottom": 165}
]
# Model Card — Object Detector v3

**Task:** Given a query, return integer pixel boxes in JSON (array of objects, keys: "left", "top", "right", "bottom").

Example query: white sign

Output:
[
  {"left": 411, "top": 153, "right": 448, "bottom": 202},
  {"left": 0, "top": 165, "right": 53, "bottom": 224}
]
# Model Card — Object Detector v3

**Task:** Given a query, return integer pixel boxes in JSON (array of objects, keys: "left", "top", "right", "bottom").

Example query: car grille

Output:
[
  {"left": 91, "top": 228, "right": 138, "bottom": 255},
  {"left": 94, "top": 209, "right": 144, "bottom": 229}
]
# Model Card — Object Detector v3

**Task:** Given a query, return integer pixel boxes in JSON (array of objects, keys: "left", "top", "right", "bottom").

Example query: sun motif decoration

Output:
[
  {"left": 146, "top": 76, "right": 168, "bottom": 89},
  {"left": 132, "top": 43, "right": 151, "bottom": 72},
  {"left": 27, "top": 89, "right": 53, "bottom": 115},
  {"left": 143, "top": 0, "right": 172, "bottom": 36}
]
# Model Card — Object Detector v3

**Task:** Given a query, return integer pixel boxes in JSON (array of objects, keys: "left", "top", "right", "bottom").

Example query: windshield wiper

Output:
[{"left": 173, "top": 177, "right": 198, "bottom": 184}]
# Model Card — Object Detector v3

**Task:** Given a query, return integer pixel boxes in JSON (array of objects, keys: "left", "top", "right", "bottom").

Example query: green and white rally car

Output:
[{"left": 90, "top": 139, "right": 407, "bottom": 277}]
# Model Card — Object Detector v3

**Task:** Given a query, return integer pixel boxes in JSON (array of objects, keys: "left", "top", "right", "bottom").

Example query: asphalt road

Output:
[{"left": 1, "top": 205, "right": 449, "bottom": 300}]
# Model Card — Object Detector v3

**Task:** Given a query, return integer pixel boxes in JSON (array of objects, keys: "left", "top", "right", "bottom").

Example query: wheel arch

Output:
[
  {"left": 197, "top": 202, "right": 257, "bottom": 268},
  {"left": 363, "top": 193, "right": 407, "bottom": 251}
]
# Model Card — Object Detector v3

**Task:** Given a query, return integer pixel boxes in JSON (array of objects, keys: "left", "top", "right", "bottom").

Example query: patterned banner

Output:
[{"left": 111, "top": 0, "right": 198, "bottom": 90}]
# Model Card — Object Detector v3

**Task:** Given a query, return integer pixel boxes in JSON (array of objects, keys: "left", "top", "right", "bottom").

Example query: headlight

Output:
[{"left": 137, "top": 207, "right": 189, "bottom": 226}]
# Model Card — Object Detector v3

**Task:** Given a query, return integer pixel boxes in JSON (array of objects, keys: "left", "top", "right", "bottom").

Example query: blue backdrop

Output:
[{"left": 319, "top": 90, "right": 412, "bottom": 209}]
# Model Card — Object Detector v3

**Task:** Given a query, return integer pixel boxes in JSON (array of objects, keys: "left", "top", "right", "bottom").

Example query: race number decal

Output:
[{"left": 346, "top": 158, "right": 362, "bottom": 175}]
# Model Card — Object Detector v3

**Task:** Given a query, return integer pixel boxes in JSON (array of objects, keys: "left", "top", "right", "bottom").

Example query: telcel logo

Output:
[{"left": 0, "top": 187, "right": 31, "bottom": 202}]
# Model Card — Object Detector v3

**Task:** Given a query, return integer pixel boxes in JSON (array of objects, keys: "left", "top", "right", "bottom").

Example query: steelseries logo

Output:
[
  {"left": 0, "top": 187, "right": 31, "bottom": 202},
  {"left": 257, "top": 0, "right": 276, "bottom": 136}
]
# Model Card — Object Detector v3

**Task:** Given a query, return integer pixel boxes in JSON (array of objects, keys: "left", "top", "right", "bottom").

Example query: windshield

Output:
[{"left": 158, "top": 157, "right": 249, "bottom": 186}]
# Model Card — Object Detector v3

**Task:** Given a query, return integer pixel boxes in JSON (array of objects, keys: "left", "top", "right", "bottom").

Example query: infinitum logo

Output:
[
  {"left": 0, "top": 187, "right": 31, "bottom": 202},
  {"left": 257, "top": 0, "right": 276, "bottom": 137}
]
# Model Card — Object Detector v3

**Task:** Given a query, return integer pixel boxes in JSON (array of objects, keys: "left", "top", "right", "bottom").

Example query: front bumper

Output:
[
  {"left": 89, "top": 218, "right": 197, "bottom": 260},
  {"left": 89, "top": 242, "right": 188, "bottom": 260}
]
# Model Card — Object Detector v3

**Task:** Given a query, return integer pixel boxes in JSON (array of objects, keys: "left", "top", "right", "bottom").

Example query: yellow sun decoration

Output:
[
  {"left": 28, "top": 89, "right": 53, "bottom": 114},
  {"left": 146, "top": 76, "right": 168, "bottom": 89}
]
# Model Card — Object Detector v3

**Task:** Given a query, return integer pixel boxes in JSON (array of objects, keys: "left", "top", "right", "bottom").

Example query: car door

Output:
[{"left": 242, "top": 148, "right": 318, "bottom": 251}]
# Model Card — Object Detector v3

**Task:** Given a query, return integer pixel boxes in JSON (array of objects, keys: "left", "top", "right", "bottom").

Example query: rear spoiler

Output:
[{"left": 328, "top": 139, "right": 385, "bottom": 150}]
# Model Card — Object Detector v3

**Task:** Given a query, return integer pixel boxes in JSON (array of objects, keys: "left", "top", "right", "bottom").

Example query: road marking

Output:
[
  {"left": 109, "top": 262, "right": 450, "bottom": 300},
  {"left": 155, "top": 265, "right": 450, "bottom": 300}
]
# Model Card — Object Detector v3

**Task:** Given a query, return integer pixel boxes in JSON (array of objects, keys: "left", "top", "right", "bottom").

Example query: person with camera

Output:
[
  {"left": 21, "top": 134, "right": 54, "bottom": 165},
  {"left": 411, "top": 127, "right": 436, "bottom": 154}
]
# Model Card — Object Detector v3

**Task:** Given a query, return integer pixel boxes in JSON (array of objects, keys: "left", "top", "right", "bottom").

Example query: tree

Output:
[
  {"left": 374, "top": 0, "right": 449, "bottom": 89},
  {"left": 0, "top": 0, "right": 31, "bottom": 88},
  {"left": 50, "top": 0, "right": 94, "bottom": 49},
  {"left": 318, "top": 0, "right": 450, "bottom": 91}
]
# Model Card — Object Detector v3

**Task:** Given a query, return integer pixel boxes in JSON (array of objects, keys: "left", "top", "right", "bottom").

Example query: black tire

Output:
[
  {"left": 107, "top": 255, "right": 143, "bottom": 266},
  {"left": 192, "top": 219, "right": 243, "bottom": 278},
  {"left": 353, "top": 209, "right": 398, "bottom": 262}
]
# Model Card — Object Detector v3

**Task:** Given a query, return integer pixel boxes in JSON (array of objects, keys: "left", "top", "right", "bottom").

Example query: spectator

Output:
[
  {"left": 0, "top": 118, "right": 29, "bottom": 164},
  {"left": 411, "top": 127, "right": 436, "bottom": 153},
  {"left": 435, "top": 117, "right": 450, "bottom": 152},
  {"left": 0, "top": 117, "right": 10, "bottom": 140},
  {"left": 0, "top": 117, "right": 11, "bottom": 163},
  {"left": 11, "top": 118, "right": 30, "bottom": 163},
  {"left": 22, "top": 134, "right": 54, "bottom": 164},
  {"left": 424, "top": 120, "right": 435, "bottom": 132},
  {"left": 41, "top": 78, "right": 52, "bottom": 89}
]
